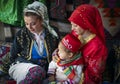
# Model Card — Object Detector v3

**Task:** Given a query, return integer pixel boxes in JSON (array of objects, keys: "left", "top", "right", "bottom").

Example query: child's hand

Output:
[
  {"left": 52, "top": 49, "right": 60, "bottom": 62},
  {"left": 52, "top": 55, "right": 60, "bottom": 63},
  {"left": 52, "top": 48, "right": 58, "bottom": 56}
]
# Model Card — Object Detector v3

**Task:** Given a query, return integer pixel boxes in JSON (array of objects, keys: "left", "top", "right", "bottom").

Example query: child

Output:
[{"left": 47, "top": 33, "right": 83, "bottom": 84}]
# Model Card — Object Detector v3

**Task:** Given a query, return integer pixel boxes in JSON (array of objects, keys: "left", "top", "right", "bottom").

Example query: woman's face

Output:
[
  {"left": 71, "top": 22, "right": 85, "bottom": 35},
  {"left": 24, "top": 15, "right": 43, "bottom": 34}
]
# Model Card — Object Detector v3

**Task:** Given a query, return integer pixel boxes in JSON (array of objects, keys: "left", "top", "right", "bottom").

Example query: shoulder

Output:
[
  {"left": 44, "top": 26, "right": 60, "bottom": 39},
  {"left": 15, "top": 27, "right": 33, "bottom": 38},
  {"left": 86, "top": 36, "right": 105, "bottom": 48},
  {"left": 50, "top": 25, "right": 59, "bottom": 35},
  {"left": 15, "top": 27, "right": 27, "bottom": 35},
  {"left": 83, "top": 36, "right": 108, "bottom": 54}
]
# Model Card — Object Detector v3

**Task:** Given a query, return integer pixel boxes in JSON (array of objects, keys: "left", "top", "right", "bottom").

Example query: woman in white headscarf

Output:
[{"left": 8, "top": 1, "right": 60, "bottom": 84}]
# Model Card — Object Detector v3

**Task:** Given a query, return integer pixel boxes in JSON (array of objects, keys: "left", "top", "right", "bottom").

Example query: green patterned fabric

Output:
[
  {"left": 39, "top": 0, "right": 46, "bottom": 4},
  {"left": 0, "top": 0, "right": 35, "bottom": 26}
]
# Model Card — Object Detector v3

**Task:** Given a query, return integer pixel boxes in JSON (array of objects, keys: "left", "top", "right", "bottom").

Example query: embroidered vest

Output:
[
  {"left": 31, "top": 42, "right": 47, "bottom": 65},
  {"left": 32, "top": 42, "right": 47, "bottom": 59}
]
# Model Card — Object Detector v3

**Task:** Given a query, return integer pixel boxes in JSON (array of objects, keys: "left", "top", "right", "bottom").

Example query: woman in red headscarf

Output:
[{"left": 68, "top": 4, "right": 108, "bottom": 84}]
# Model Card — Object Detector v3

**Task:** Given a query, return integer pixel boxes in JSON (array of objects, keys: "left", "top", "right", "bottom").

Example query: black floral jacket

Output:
[{"left": 0, "top": 26, "right": 60, "bottom": 74}]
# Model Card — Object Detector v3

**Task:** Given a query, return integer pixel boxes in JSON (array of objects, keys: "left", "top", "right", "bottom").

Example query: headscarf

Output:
[
  {"left": 68, "top": 4, "right": 105, "bottom": 44},
  {"left": 23, "top": 1, "right": 58, "bottom": 38}
]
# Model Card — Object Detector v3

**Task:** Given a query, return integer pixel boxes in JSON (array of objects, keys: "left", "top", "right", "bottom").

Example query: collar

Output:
[
  {"left": 84, "top": 33, "right": 96, "bottom": 43},
  {"left": 57, "top": 53, "right": 81, "bottom": 66},
  {"left": 34, "top": 30, "right": 45, "bottom": 40}
]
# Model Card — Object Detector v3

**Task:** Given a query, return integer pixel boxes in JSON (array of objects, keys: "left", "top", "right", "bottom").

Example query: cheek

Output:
[
  {"left": 75, "top": 28, "right": 84, "bottom": 35},
  {"left": 72, "top": 28, "right": 80, "bottom": 34},
  {"left": 25, "top": 25, "right": 29, "bottom": 29},
  {"left": 32, "top": 26, "right": 37, "bottom": 30},
  {"left": 26, "top": 25, "right": 32, "bottom": 31},
  {"left": 58, "top": 53, "right": 64, "bottom": 59},
  {"left": 58, "top": 53, "right": 62, "bottom": 57},
  {"left": 35, "top": 24, "right": 42, "bottom": 31},
  {"left": 71, "top": 27, "right": 76, "bottom": 31},
  {"left": 76, "top": 29, "right": 81, "bottom": 34}
]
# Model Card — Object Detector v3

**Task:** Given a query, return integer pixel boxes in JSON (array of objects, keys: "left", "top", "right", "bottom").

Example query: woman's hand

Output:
[
  {"left": 52, "top": 55, "right": 60, "bottom": 63},
  {"left": 48, "top": 75, "right": 55, "bottom": 82},
  {"left": 52, "top": 48, "right": 60, "bottom": 62}
]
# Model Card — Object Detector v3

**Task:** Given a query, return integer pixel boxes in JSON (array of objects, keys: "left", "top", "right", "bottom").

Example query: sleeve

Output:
[
  {"left": 10, "top": 28, "right": 31, "bottom": 63},
  {"left": 47, "top": 61, "right": 57, "bottom": 75},
  {"left": 61, "top": 65, "right": 83, "bottom": 84},
  {"left": 84, "top": 43, "right": 108, "bottom": 84},
  {"left": 10, "top": 30, "right": 22, "bottom": 61},
  {"left": 73, "top": 65, "right": 83, "bottom": 83}
]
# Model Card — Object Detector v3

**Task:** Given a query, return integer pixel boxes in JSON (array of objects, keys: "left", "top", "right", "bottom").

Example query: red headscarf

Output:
[{"left": 69, "top": 4, "right": 105, "bottom": 44}]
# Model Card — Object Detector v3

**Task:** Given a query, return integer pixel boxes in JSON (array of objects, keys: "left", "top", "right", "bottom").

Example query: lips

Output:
[{"left": 30, "top": 29, "right": 35, "bottom": 32}]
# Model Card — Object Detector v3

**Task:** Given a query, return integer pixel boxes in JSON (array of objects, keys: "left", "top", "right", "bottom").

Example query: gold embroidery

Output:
[
  {"left": 28, "top": 40, "right": 34, "bottom": 60},
  {"left": 78, "top": 34, "right": 96, "bottom": 45},
  {"left": 79, "top": 72, "right": 84, "bottom": 84},
  {"left": 78, "top": 35, "right": 84, "bottom": 44},
  {"left": 84, "top": 34, "right": 96, "bottom": 44},
  {"left": 44, "top": 40, "right": 49, "bottom": 62}
]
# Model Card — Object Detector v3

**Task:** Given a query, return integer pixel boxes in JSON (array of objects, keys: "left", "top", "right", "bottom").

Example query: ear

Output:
[{"left": 69, "top": 52, "right": 74, "bottom": 58}]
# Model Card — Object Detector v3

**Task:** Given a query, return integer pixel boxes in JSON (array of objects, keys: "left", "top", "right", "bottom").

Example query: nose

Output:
[{"left": 71, "top": 25, "right": 74, "bottom": 30}]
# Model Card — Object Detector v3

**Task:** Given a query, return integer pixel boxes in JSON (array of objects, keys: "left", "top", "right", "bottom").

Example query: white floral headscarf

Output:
[{"left": 23, "top": 1, "right": 58, "bottom": 38}]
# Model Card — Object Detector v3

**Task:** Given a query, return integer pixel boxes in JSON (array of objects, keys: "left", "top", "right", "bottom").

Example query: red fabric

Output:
[
  {"left": 62, "top": 33, "right": 81, "bottom": 53},
  {"left": 59, "top": 36, "right": 108, "bottom": 84},
  {"left": 68, "top": 4, "right": 105, "bottom": 44},
  {"left": 68, "top": 4, "right": 108, "bottom": 83},
  {"left": 71, "top": 30, "right": 79, "bottom": 37},
  {"left": 7, "top": 80, "right": 16, "bottom": 84},
  {"left": 67, "top": 69, "right": 76, "bottom": 80},
  {"left": 57, "top": 56, "right": 84, "bottom": 67},
  {"left": 81, "top": 36, "right": 107, "bottom": 84}
]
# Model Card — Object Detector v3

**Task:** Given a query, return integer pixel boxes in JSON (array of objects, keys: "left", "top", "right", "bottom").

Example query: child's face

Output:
[{"left": 58, "top": 42, "right": 72, "bottom": 60}]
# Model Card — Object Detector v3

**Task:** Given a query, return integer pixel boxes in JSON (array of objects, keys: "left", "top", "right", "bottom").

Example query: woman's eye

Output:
[
  {"left": 74, "top": 25, "right": 77, "bottom": 27},
  {"left": 72, "top": 25, "right": 77, "bottom": 28}
]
